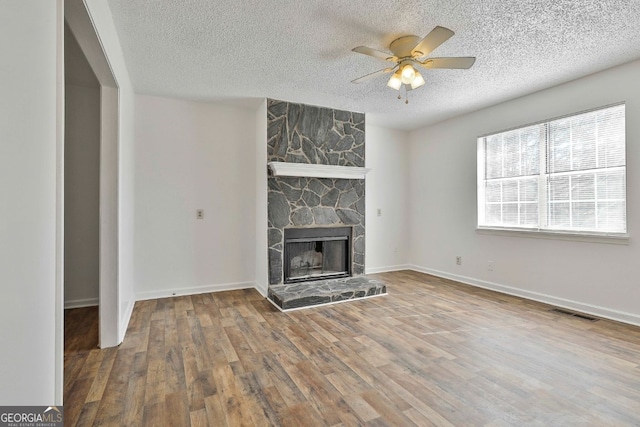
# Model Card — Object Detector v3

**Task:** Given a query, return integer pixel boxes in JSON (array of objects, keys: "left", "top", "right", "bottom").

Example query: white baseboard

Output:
[
  {"left": 136, "top": 281, "right": 255, "bottom": 301},
  {"left": 64, "top": 297, "right": 98, "bottom": 309},
  {"left": 365, "top": 264, "right": 412, "bottom": 274},
  {"left": 408, "top": 264, "right": 640, "bottom": 328}
]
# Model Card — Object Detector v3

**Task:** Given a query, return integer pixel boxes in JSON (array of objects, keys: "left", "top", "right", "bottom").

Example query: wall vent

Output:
[{"left": 549, "top": 308, "right": 598, "bottom": 322}]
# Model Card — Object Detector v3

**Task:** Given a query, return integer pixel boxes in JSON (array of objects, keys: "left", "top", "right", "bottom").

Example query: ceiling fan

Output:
[{"left": 351, "top": 26, "right": 475, "bottom": 101}]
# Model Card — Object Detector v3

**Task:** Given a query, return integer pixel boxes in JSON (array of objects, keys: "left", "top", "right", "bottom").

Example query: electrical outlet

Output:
[
  {"left": 456, "top": 256, "right": 462, "bottom": 265},
  {"left": 487, "top": 261, "right": 494, "bottom": 271},
  {"left": 377, "top": 208, "right": 382, "bottom": 217},
  {"left": 196, "top": 209, "right": 204, "bottom": 219}
]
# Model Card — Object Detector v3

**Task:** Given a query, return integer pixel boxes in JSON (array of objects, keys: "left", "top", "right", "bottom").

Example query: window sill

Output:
[{"left": 476, "top": 227, "right": 630, "bottom": 245}]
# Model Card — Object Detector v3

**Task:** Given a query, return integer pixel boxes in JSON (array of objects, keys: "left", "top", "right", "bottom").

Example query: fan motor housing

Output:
[{"left": 389, "top": 35, "right": 421, "bottom": 58}]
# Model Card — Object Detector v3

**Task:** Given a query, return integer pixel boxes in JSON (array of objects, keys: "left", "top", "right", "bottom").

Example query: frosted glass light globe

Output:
[{"left": 401, "top": 64, "right": 416, "bottom": 84}]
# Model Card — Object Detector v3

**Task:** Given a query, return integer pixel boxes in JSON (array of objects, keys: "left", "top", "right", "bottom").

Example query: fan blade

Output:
[
  {"left": 411, "top": 26, "right": 455, "bottom": 57},
  {"left": 351, "top": 68, "right": 394, "bottom": 84},
  {"left": 420, "top": 57, "right": 476, "bottom": 69},
  {"left": 352, "top": 46, "right": 397, "bottom": 62}
]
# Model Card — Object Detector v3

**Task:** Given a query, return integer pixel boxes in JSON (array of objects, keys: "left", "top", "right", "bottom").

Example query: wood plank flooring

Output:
[{"left": 64, "top": 271, "right": 640, "bottom": 426}]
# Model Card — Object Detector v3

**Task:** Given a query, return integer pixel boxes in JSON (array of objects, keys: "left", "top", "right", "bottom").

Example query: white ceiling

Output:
[{"left": 106, "top": 0, "right": 640, "bottom": 130}]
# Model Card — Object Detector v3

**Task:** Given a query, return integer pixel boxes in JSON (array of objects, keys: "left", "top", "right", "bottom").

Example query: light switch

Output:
[{"left": 377, "top": 208, "right": 382, "bottom": 217}]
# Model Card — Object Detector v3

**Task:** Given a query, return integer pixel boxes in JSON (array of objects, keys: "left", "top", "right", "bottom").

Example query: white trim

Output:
[
  {"left": 365, "top": 264, "right": 412, "bottom": 274},
  {"left": 67, "top": 0, "right": 122, "bottom": 349},
  {"left": 98, "top": 85, "right": 120, "bottom": 349},
  {"left": 267, "top": 292, "right": 388, "bottom": 312},
  {"left": 136, "top": 281, "right": 255, "bottom": 301},
  {"left": 65, "top": 0, "right": 117, "bottom": 88},
  {"left": 118, "top": 298, "right": 135, "bottom": 344},
  {"left": 64, "top": 298, "right": 99, "bottom": 309},
  {"left": 476, "top": 227, "right": 630, "bottom": 245},
  {"left": 408, "top": 264, "right": 640, "bottom": 327},
  {"left": 54, "top": 0, "right": 65, "bottom": 406},
  {"left": 268, "top": 161, "right": 371, "bottom": 179}
]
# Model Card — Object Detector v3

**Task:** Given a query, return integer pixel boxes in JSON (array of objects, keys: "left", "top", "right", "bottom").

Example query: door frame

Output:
[{"left": 64, "top": 0, "right": 120, "bottom": 349}]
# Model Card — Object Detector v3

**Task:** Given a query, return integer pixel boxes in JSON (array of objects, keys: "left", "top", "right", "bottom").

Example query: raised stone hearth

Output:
[{"left": 267, "top": 276, "right": 387, "bottom": 310}]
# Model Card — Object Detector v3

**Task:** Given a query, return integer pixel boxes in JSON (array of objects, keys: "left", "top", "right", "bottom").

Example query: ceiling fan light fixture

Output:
[
  {"left": 350, "top": 26, "right": 475, "bottom": 99},
  {"left": 387, "top": 70, "right": 402, "bottom": 90},
  {"left": 400, "top": 63, "right": 416, "bottom": 84},
  {"left": 410, "top": 71, "right": 425, "bottom": 89}
]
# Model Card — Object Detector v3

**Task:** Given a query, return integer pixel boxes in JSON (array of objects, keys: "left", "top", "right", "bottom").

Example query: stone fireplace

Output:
[
  {"left": 266, "top": 99, "right": 366, "bottom": 285},
  {"left": 265, "top": 99, "right": 386, "bottom": 310}
]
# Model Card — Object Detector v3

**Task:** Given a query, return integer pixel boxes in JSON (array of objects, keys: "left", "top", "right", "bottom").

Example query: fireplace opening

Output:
[{"left": 284, "top": 227, "right": 351, "bottom": 283}]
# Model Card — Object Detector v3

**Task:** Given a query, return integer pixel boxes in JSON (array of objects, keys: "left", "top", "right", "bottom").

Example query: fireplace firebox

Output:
[{"left": 283, "top": 227, "right": 351, "bottom": 284}]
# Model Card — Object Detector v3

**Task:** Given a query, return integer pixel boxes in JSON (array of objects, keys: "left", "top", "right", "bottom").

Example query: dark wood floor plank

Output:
[
  {"left": 260, "top": 352, "right": 307, "bottom": 407},
  {"left": 189, "top": 408, "right": 207, "bottom": 427},
  {"left": 165, "top": 391, "right": 190, "bottom": 427},
  {"left": 91, "top": 347, "right": 136, "bottom": 426},
  {"left": 281, "top": 402, "right": 326, "bottom": 427},
  {"left": 73, "top": 400, "right": 100, "bottom": 427},
  {"left": 360, "top": 389, "right": 419, "bottom": 427},
  {"left": 141, "top": 402, "right": 164, "bottom": 427},
  {"left": 64, "top": 377, "right": 93, "bottom": 427},
  {"left": 64, "top": 271, "right": 640, "bottom": 426},
  {"left": 212, "top": 364, "right": 254, "bottom": 426},
  {"left": 85, "top": 347, "right": 118, "bottom": 404},
  {"left": 164, "top": 345, "right": 186, "bottom": 394},
  {"left": 203, "top": 393, "right": 228, "bottom": 426},
  {"left": 122, "top": 351, "right": 148, "bottom": 426}
]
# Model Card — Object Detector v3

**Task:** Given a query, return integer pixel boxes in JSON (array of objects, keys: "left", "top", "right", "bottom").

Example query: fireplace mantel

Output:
[{"left": 268, "top": 162, "right": 371, "bottom": 179}]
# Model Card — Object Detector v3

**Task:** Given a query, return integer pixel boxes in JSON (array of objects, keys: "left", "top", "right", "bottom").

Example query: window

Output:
[{"left": 478, "top": 104, "right": 626, "bottom": 236}]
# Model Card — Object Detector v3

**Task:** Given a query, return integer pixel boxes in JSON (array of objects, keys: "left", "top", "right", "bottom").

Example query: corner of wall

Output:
[
  {"left": 255, "top": 99, "right": 269, "bottom": 296},
  {"left": 364, "top": 124, "right": 411, "bottom": 272},
  {"left": 254, "top": 281, "right": 268, "bottom": 297}
]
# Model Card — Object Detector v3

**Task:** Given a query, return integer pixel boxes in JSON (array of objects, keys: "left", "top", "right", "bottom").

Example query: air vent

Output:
[{"left": 549, "top": 308, "right": 598, "bottom": 322}]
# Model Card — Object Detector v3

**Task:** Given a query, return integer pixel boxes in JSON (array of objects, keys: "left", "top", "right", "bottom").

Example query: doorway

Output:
[
  {"left": 65, "top": 0, "right": 120, "bottom": 350},
  {"left": 64, "top": 22, "right": 100, "bottom": 348}
]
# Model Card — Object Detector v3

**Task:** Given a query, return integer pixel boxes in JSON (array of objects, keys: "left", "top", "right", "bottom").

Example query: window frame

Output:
[{"left": 476, "top": 103, "right": 628, "bottom": 243}]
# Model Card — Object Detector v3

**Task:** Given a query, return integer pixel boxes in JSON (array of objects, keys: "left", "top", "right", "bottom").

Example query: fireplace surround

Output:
[
  {"left": 267, "top": 99, "right": 366, "bottom": 286},
  {"left": 265, "top": 100, "right": 386, "bottom": 310}
]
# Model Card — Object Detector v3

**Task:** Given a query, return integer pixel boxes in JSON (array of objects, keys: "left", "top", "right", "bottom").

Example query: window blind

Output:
[{"left": 478, "top": 104, "right": 626, "bottom": 234}]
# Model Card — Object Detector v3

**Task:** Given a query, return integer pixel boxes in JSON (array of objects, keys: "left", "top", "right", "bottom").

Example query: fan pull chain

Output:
[
  {"left": 395, "top": 85, "right": 411, "bottom": 104},
  {"left": 397, "top": 85, "right": 409, "bottom": 104}
]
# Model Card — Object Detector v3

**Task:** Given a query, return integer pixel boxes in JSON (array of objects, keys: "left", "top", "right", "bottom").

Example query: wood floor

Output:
[{"left": 64, "top": 271, "right": 640, "bottom": 426}]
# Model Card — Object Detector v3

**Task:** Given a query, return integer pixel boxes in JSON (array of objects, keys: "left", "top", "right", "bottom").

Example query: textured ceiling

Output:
[{"left": 106, "top": 0, "right": 640, "bottom": 130}]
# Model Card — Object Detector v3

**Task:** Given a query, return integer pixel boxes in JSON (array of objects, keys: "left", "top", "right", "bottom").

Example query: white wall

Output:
[
  {"left": 255, "top": 100, "right": 269, "bottom": 296},
  {"left": 64, "top": 25, "right": 100, "bottom": 307},
  {"left": 135, "top": 95, "right": 257, "bottom": 299},
  {"left": 64, "top": 83, "right": 100, "bottom": 308},
  {"left": 408, "top": 59, "right": 640, "bottom": 325},
  {"left": 365, "top": 124, "right": 410, "bottom": 273},
  {"left": 0, "top": 0, "right": 62, "bottom": 404}
]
